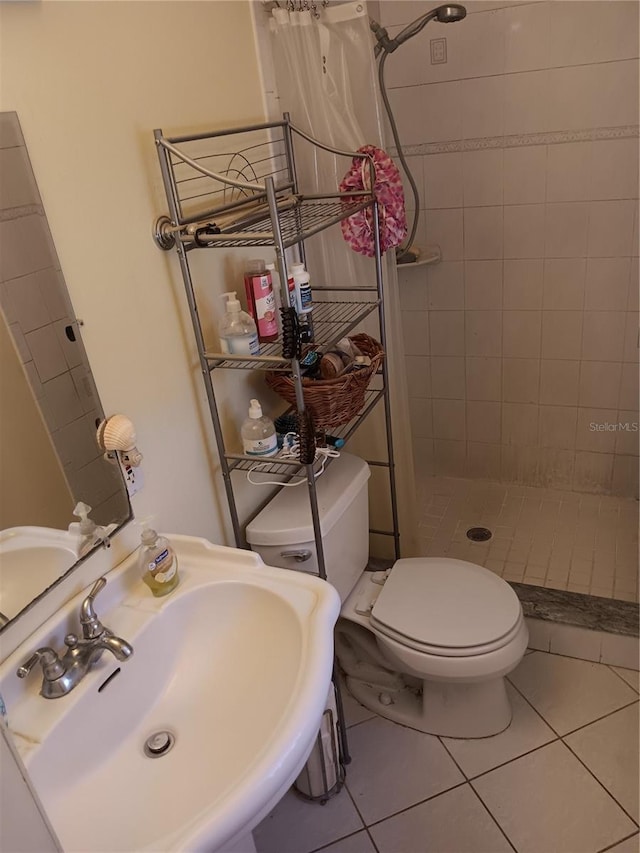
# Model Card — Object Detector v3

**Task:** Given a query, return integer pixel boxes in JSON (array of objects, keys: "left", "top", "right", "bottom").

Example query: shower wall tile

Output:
[
  {"left": 541, "top": 311, "right": 583, "bottom": 361},
  {"left": 504, "top": 204, "right": 545, "bottom": 259},
  {"left": 459, "top": 75, "right": 505, "bottom": 139},
  {"left": 429, "top": 310, "right": 465, "bottom": 356},
  {"left": 433, "top": 399, "right": 466, "bottom": 441},
  {"left": 540, "top": 360, "right": 580, "bottom": 407},
  {"left": 584, "top": 258, "right": 631, "bottom": 311},
  {"left": 579, "top": 362, "right": 623, "bottom": 410},
  {"left": 463, "top": 206, "right": 503, "bottom": 259},
  {"left": 503, "top": 2, "right": 550, "bottom": 73},
  {"left": 581, "top": 312, "right": 626, "bottom": 362},
  {"left": 618, "top": 364, "right": 640, "bottom": 412},
  {"left": 464, "top": 260, "right": 503, "bottom": 310},
  {"left": 546, "top": 142, "right": 592, "bottom": 204},
  {"left": 503, "top": 145, "right": 547, "bottom": 205},
  {"left": 426, "top": 262, "right": 464, "bottom": 310},
  {"left": 382, "top": 1, "right": 638, "bottom": 496},
  {"left": 424, "top": 208, "right": 464, "bottom": 260},
  {"left": 503, "top": 358, "right": 540, "bottom": 405},
  {"left": 405, "top": 356, "right": 431, "bottom": 399},
  {"left": 0, "top": 146, "right": 40, "bottom": 210},
  {"left": 503, "top": 260, "right": 543, "bottom": 309},
  {"left": 466, "top": 356, "right": 502, "bottom": 402},
  {"left": 503, "top": 310, "right": 541, "bottom": 359},
  {"left": 401, "top": 310, "right": 430, "bottom": 355},
  {"left": 431, "top": 356, "right": 465, "bottom": 400},
  {"left": 544, "top": 203, "right": 589, "bottom": 258},
  {"left": 587, "top": 200, "right": 637, "bottom": 258},
  {"left": 423, "top": 152, "right": 463, "bottom": 209},
  {"left": 465, "top": 310, "right": 502, "bottom": 357},
  {"left": 462, "top": 148, "right": 503, "bottom": 207},
  {"left": 589, "top": 139, "right": 639, "bottom": 201},
  {"left": 575, "top": 409, "right": 618, "bottom": 454},
  {"left": 542, "top": 259, "right": 586, "bottom": 311},
  {"left": 614, "top": 413, "right": 639, "bottom": 457},
  {"left": 538, "top": 405, "right": 578, "bottom": 451}
]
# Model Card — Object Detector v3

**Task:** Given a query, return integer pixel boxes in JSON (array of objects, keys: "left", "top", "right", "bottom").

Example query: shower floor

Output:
[{"left": 417, "top": 476, "right": 639, "bottom": 604}]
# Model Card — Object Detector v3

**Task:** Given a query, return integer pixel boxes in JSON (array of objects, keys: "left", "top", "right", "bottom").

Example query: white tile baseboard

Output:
[{"left": 526, "top": 617, "right": 639, "bottom": 670}]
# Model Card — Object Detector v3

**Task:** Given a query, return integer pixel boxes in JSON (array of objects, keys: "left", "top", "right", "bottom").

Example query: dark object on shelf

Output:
[
  {"left": 297, "top": 408, "right": 316, "bottom": 464},
  {"left": 280, "top": 306, "right": 301, "bottom": 360},
  {"left": 266, "top": 334, "right": 384, "bottom": 429}
]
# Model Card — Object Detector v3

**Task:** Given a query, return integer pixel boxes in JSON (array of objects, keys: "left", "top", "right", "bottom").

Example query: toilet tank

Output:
[{"left": 246, "top": 453, "right": 371, "bottom": 602}]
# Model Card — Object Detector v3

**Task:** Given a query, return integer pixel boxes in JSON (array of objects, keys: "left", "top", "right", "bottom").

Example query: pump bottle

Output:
[
  {"left": 219, "top": 292, "right": 259, "bottom": 356},
  {"left": 138, "top": 518, "right": 179, "bottom": 597},
  {"left": 241, "top": 399, "right": 278, "bottom": 457}
]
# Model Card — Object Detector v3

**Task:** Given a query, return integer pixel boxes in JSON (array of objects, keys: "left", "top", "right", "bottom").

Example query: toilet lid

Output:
[{"left": 370, "top": 558, "right": 522, "bottom": 650}]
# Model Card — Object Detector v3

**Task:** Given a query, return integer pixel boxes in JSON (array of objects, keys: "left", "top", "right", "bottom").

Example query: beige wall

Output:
[
  {"left": 383, "top": 0, "right": 640, "bottom": 497},
  {"left": 0, "top": 314, "right": 72, "bottom": 530},
  {"left": 0, "top": 1, "right": 268, "bottom": 544}
]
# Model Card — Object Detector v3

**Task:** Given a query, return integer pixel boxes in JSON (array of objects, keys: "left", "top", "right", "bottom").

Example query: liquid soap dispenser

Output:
[
  {"left": 138, "top": 518, "right": 179, "bottom": 597},
  {"left": 68, "top": 502, "right": 112, "bottom": 556},
  {"left": 219, "top": 291, "right": 260, "bottom": 356}
]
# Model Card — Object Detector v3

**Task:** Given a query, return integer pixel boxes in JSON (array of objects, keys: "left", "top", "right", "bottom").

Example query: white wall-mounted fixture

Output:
[{"left": 96, "top": 414, "right": 144, "bottom": 497}]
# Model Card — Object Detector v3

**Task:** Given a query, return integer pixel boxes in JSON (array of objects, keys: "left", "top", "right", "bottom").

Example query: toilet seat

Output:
[{"left": 369, "top": 557, "right": 523, "bottom": 657}]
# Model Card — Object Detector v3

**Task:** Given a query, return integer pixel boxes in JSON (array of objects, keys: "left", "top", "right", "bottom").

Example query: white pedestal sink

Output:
[{"left": 0, "top": 536, "right": 341, "bottom": 852}]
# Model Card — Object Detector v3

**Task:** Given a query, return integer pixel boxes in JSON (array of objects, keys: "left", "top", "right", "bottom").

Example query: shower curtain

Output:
[
  {"left": 266, "top": 1, "right": 419, "bottom": 557},
  {"left": 269, "top": 1, "right": 383, "bottom": 286}
]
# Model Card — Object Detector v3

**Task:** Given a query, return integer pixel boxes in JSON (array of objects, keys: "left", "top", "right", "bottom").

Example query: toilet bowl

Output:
[
  {"left": 336, "top": 558, "right": 528, "bottom": 737},
  {"left": 246, "top": 453, "right": 528, "bottom": 740}
]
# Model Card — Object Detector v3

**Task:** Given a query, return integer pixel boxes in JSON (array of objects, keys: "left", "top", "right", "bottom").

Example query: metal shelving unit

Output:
[{"left": 152, "top": 116, "right": 400, "bottom": 792}]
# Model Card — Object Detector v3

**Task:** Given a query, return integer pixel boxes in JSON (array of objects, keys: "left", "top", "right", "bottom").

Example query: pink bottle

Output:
[{"left": 244, "top": 259, "right": 278, "bottom": 343}]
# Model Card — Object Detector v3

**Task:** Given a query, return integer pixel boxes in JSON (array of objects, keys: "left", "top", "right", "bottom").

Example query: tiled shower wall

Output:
[{"left": 380, "top": 0, "right": 640, "bottom": 497}]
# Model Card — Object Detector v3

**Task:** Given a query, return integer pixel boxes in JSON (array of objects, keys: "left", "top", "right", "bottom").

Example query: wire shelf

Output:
[
  {"left": 188, "top": 196, "right": 372, "bottom": 250},
  {"left": 205, "top": 298, "right": 380, "bottom": 370},
  {"left": 225, "top": 387, "right": 386, "bottom": 479}
]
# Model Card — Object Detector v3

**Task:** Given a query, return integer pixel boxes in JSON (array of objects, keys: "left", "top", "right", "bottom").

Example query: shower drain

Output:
[
  {"left": 466, "top": 526, "right": 492, "bottom": 542},
  {"left": 143, "top": 730, "right": 175, "bottom": 758}
]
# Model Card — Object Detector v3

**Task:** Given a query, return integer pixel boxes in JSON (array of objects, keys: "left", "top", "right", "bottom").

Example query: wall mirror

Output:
[{"left": 0, "top": 112, "right": 131, "bottom": 630}]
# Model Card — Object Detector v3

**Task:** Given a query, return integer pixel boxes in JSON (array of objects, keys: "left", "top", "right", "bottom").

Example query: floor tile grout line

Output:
[
  {"left": 559, "top": 697, "right": 640, "bottom": 739},
  {"left": 561, "top": 734, "right": 640, "bottom": 830},
  {"left": 468, "top": 777, "right": 519, "bottom": 853},
  {"left": 343, "top": 778, "right": 382, "bottom": 853},
  {"left": 464, "top": 736, "right": 560, "bottom": 784},
  {"left": 606, "top": 663, "right": 640, "bottom": 694},
  {"left": 597, "top": 830, "right": 640, "bottom": 853},
  {"left": 437, "top": 733, "right": 472, "bottom": 782},
  {"left": 308, "top": 826, "right": 375, "bottom": 853},
  {"left": 361, "top": 780, "right": 469, "bottom": 832}
]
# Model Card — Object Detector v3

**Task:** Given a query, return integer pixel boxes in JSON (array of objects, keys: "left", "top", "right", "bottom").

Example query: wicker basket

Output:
[{"left": 266, "top": 333, "right": 384, "bottom": 429}]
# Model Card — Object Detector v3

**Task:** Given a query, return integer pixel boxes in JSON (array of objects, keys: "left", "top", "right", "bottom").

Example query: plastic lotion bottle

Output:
[
  {"left": 219, "top": 292, "right": 259, "bottom": 356},
  {"left": 244, "top": 259, "right": 278, "bottom": 343},
  {"left": 241, "top": 399, "right": 278, "bottom": 457},
  {"left": 138, "top": 518, "right": 179, "bottom": 597}
]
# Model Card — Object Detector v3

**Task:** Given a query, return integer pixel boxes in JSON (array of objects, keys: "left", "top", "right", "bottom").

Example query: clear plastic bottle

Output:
[
  {"left": 219, "top": 291, "right": 260, "bottom": 356},
  {"left": 138, "top": 520, "right": 179, "bottom": 597},
  {"left": 241, "top": 399, "right": 278, "bottom": 457}
]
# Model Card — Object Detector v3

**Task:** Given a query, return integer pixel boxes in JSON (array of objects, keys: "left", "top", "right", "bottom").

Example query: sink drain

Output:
[
  {"left": 143, "top": 730, "right": 175, "bottom": 758},
  {"left": 466, "top": 526, "right": 492, "bottom": 542}
]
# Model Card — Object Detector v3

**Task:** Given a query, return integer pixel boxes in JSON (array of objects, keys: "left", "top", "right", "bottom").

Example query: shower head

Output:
[
  {"left": 371, "top": 4, "right": 466, "bottom": 56},
  {"left": 435, "top": 4, "right": 467, "bottom": 23}
]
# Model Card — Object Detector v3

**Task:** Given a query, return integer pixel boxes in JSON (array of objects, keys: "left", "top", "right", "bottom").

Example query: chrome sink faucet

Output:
[{"left": 16, "top": 578, "right": 133, "bottom": 699}]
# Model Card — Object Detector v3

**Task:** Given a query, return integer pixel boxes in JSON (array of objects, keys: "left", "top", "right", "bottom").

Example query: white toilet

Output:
[{"left": 246, "top": 453, "right": 528, "bottom": 739}]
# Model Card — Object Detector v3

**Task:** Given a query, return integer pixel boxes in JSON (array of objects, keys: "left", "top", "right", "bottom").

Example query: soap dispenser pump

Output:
[
  {"left": 68, "top": 502, "right": 109, "bottom": 557},
  {"left": 138, "top": 517, "right": 179, "bottom": 597}
]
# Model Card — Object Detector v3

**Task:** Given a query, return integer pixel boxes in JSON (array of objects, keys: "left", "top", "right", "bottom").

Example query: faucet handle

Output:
[
  {"left": 80, "top": 577, "right": 108, "bottom": 639},
  {"left": 17, "top": 648, "right": 65, "bottom": 682}
]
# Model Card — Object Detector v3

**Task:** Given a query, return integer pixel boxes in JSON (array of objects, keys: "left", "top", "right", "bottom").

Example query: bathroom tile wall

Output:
[
  {"left": 0, "top": 112, "right": 124, "bottom": 522},
  {"left": 381, "top": 0, "right": 640, "bottom": 497}
]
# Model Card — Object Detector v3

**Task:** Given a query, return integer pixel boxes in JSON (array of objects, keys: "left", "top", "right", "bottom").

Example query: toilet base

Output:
[{"left": 345, "top": 674, "right": 512, "bottom": 738}]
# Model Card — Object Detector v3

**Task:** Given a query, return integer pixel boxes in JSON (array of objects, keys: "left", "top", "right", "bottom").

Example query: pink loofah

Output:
[{"left": 338, "top": 145, "right": 407, "bottom": 257}]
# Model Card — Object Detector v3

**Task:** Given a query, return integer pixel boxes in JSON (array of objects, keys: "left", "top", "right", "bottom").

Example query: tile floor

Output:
[
  {"left": 254, "top": 651, "right": 639, "bottom": 853},
  {"left": 415, "top": 476, "right": 639, "bottom": 602}
]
